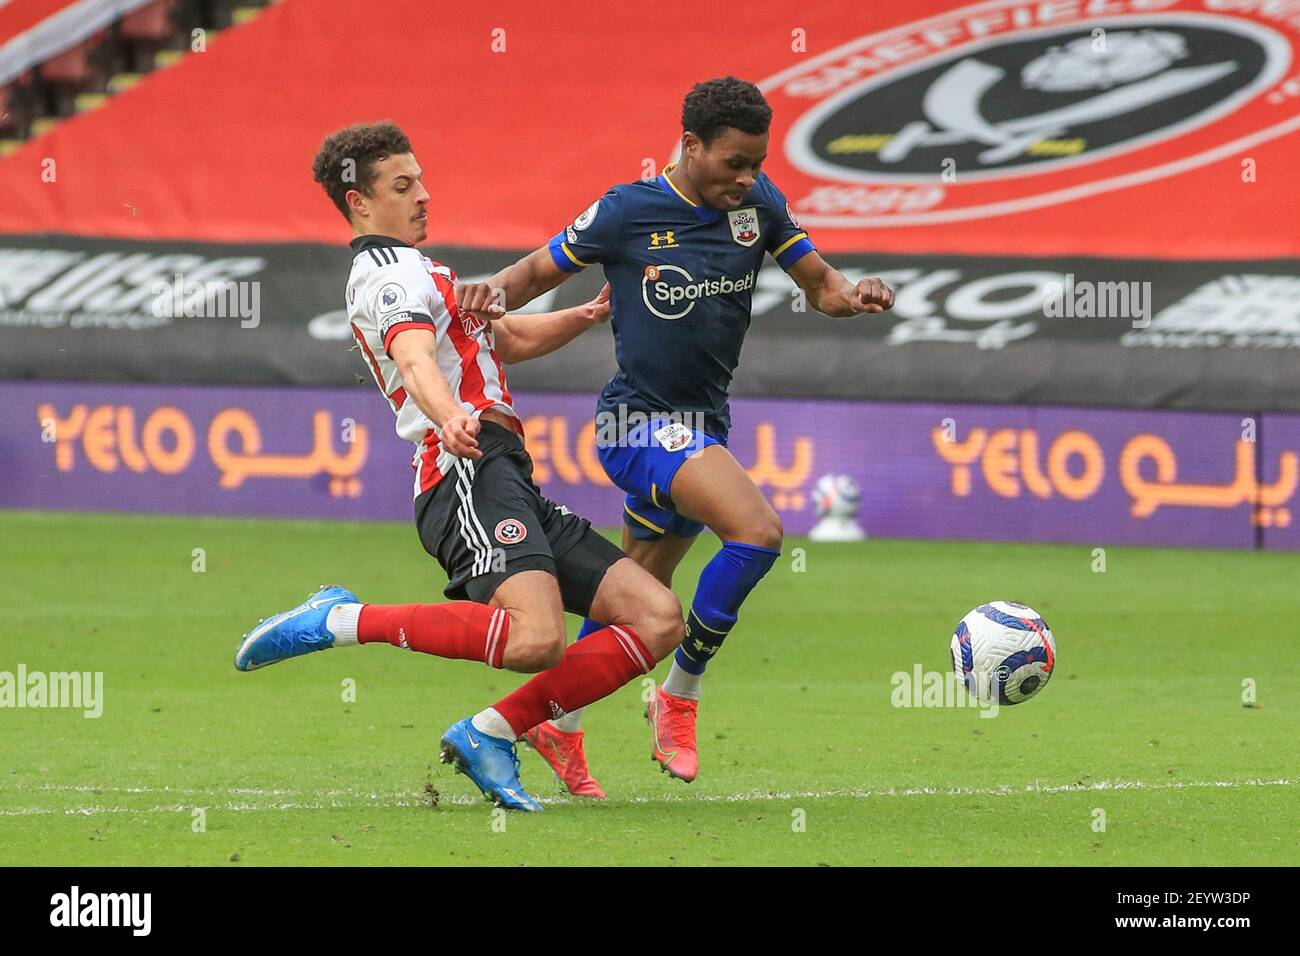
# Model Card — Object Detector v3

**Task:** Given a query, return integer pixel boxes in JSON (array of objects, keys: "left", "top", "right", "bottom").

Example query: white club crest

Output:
[{"left": 727, "top": 208, "right": 760, "bottom": 247}]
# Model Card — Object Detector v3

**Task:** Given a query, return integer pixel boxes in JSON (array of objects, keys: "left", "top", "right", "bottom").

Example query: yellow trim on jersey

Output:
[
  {"left": 625, "top": 504, "right": 665, "bottom": 534},
  {"left": 772, "top": 232, "right": 809, "bottom": 259},
  {"left": 560, "top": 243, "right": 591, "bottom": 268},
  {"left": 650, "top": 483, "right": 664, "bottom": 509},
  {"left": 660, "top": 163, "right": 698, "bottom": 207}
]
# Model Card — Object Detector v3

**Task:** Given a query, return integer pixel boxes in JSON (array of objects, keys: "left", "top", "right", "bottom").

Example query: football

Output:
[
  {"left": 811, "top": 472, "right": 862, "bottom": 519},
  {"left": 950, "top": 601, "right": 1057, "bottom": 705}
]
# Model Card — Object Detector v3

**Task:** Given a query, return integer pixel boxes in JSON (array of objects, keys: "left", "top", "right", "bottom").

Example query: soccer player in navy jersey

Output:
[{"left": 457, "top": 78, "right": 893, "bottom": 794}]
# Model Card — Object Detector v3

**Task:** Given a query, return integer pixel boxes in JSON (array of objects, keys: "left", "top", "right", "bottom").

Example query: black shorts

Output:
[{"left": 414, "top": 421, "right": 626, "bottom": 615}]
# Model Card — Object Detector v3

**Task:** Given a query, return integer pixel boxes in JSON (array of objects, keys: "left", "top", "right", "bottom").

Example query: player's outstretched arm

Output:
[
  {"left": 787, "top": 251, "right": 895, "bottom": 318},
  {"left": 387, "top": 327, "right": 483, "bottom": 459},
  {"left": 456, "top": 246, "right": 573, "bottom": 316},
  {"left": 493, "top": 283, "right": 611, "bottom": 365}
]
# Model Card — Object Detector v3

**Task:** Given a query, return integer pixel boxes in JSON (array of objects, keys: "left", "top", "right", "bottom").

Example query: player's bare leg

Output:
[
  {"left": 496, "top": 550, "right": 595, "bottom": 790},
  {"left": 520, "top": 548, "right": 691, "bottom": 796},
  {"left": 473, "top": 556, "right": 681, "bottom": 804},
  {"left": 489, "top": 570, "right": 567, "bottom": 672},
  {"left": 540, "top": 444, "right": 779, "bottom": 784},
  {"left": 670, "top": 444, "right": 783, "bottom": 549},
  {"left": 525, "top": 531, "right": 695, "bottom": 794},
  {"left": 619, "top": 530, "right": 698, "bottom": 589},
  {"left": 548, "top": 529, "right": 694, "bottom": 716}
]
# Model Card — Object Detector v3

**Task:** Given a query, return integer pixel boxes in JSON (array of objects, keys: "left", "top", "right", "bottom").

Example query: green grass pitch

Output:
[{"left": 1, "top": 510, "right": 1296, "bottom": 865}]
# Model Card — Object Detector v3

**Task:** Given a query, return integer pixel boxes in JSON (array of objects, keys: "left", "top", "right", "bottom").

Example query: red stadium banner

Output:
[{"left": 1, "top": 0, "right": 1297, "bottom": 258}]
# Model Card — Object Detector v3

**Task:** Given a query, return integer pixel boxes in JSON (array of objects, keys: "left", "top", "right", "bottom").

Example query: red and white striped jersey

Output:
[{"left": 346, "top": 235, "right": 519, "bottom": 497}]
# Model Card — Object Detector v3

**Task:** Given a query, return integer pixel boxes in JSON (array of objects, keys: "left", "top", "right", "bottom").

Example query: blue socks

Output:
[
  {"left": 578, "top": 541, "right": 779, "bottom": 675},
  {"left": 675, "top": 541, "right": 779, "bottom": 674}
]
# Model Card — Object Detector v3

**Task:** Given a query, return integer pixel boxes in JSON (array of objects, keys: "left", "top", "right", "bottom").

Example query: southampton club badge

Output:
[{"left": 726, "top": 208, "right": 760, "bottom": 247}]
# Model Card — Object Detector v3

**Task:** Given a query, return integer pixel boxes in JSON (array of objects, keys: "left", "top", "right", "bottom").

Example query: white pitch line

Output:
[
  {"left": 1, "top": 784, "right": 412, "bottom": 798},
  {"left": 625, "top": 777, "right": 1298, "bottom": 803},
  {"left": 0, "top": 799, "right": 452, "bottom": 817},
  {"left": 0, "top": 777, "right": 1292, "bottom": 816}
]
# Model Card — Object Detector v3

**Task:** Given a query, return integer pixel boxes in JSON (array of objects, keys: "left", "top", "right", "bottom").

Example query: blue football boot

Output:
[
  {"left": 439, "top": 717, "right": 543, "bottom": 812},
  {"left": 234, "top": 585, "right": 357, "bottom": 672}
]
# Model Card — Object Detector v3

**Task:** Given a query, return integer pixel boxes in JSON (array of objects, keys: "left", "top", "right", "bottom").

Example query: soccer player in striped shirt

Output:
[
  {"left": 458, "top": 78, "right": 894, "bottom": 794},
  {"left": 234, "top": 121, "right": 685, "bottom": 811}
]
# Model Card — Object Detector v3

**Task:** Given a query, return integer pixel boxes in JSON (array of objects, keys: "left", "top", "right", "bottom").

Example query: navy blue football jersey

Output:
[{"left": 547, "top": 165, "right": 815, "bottom": 438}]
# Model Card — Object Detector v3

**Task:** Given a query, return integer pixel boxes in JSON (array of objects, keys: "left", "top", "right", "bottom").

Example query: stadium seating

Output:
[
  {"left": 0, "top": 0, "right": 1295, "bottom": 260},
  {"left": 0, "top": 0, "right": 271, "bottom": 143}
]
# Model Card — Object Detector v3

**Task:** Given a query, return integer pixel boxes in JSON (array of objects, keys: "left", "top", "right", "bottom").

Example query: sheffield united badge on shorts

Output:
[{"left": 494, "top": 518, "right": 528, "bottom": 545}]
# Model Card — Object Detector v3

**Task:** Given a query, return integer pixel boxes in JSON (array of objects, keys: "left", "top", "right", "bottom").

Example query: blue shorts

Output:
[{"left": 596, "top": 416, "right": 723, "bottom": 540}]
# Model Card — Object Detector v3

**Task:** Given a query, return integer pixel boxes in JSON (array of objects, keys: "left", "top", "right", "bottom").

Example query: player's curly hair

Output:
[
  {"left": 312, "top": 121, "right": 412, "bottom": 221},
  {"left": 681, "top": 76, "right": 772, "bottom": 145}
]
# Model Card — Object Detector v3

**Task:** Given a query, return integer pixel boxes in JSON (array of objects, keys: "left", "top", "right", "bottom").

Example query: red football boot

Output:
[
  {"left": 522, "top": 722, "right": 606, "bottom": 799},
  {"left": 645, "top": 686, "right": 699, "bottom": 783}
]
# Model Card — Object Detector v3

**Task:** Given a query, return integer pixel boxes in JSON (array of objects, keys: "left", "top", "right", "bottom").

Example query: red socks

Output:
[
  {"left": 357, "top": 603, "right": 508, "bottom": 668},
  {"left": 492, "top": 625, "right": 653, "bottom": 736},
  {"left": 352, "top": 605, "right": 655, "bottom": 734}
]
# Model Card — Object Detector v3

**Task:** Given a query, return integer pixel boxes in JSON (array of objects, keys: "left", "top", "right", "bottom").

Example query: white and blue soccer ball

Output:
[
  {"left": 950, "top": 601, "right": 1056, "bottom": 705},
  {"left": 811, "top": 473, "right": 862, "bottom": 519}
]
